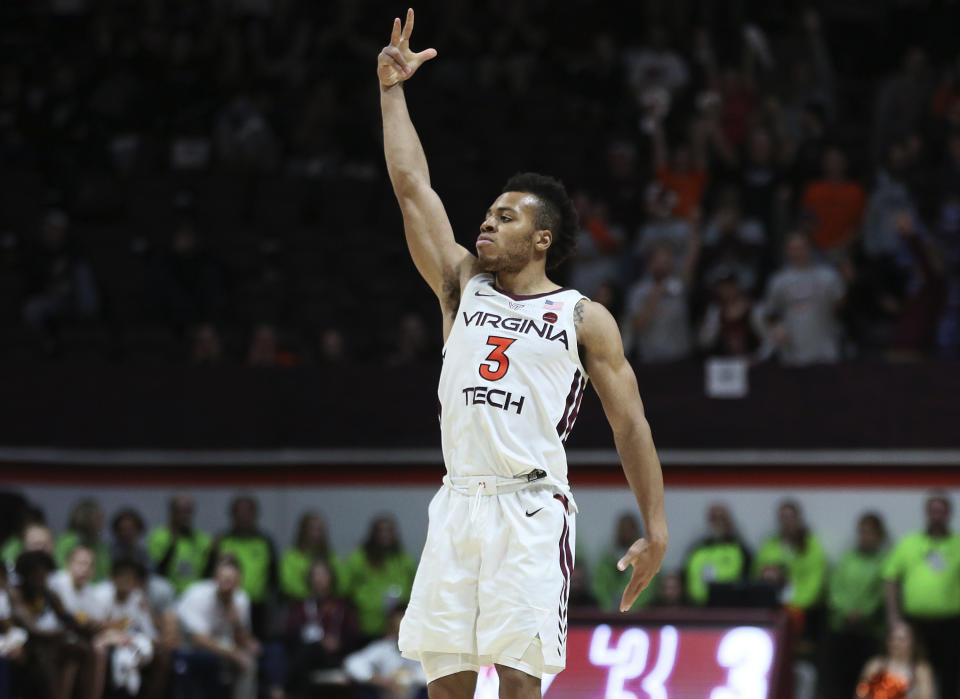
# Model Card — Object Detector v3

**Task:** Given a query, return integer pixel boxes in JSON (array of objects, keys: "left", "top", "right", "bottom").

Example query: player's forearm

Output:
[
  {"left": 615, "top": 419, "right": 668, "bottom": 546},
  {"left": 380, "top": 84, "right": 430, "bottom": 195}
]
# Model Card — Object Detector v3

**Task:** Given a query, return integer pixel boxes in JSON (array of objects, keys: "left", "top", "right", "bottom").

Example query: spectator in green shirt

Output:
[
  {"left": 343, "top": 515, "right": 416, "bottom": 638},
  {"left": 883, "top": 492, "right": 960, "bottom": 699},
  {"left": 279, "top": 511, "right": 343, "bottom": 599},
  {"left": 684, "top": 503, "right": 752, "bottom": 605},
  {"left": 211, "top": 495, "right": 278, "bottom": 638},
  {"left": 591, "top": 513, "right": 658, "bottom": 612},
  {"left": 754, "top": 500, "right": 828, "bottom": 611},
  {"left": 147, "top": 495, "right": 212, "bottom": 594},
  {"left": 819, "top": 512, "right": 888, "bottom": 699},
  {"left": 54, "top": 498, "right": 111, "bottom": 582}
]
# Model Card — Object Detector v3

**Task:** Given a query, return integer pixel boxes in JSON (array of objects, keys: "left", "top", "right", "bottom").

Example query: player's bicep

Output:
[{"left": 397, "top": 183, "right": 475, "bottom": 297}]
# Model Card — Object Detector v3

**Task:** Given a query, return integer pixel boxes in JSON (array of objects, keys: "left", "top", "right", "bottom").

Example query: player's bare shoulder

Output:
[{"left": 573, "top": 298, "right": 625, "bottom": 368}]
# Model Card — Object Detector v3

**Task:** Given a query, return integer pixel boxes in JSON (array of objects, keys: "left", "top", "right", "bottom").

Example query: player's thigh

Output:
[{"left": 427, "top": 670, "right": 478, "bottom": 699}]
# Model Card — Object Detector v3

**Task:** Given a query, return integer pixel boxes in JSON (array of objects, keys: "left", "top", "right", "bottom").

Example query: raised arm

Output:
[
  {"left": 575, "top": 299, "right": 668, "bottom": 611},
  {"left": 378, "top": 9, "right": 475, "bottom": 302}
]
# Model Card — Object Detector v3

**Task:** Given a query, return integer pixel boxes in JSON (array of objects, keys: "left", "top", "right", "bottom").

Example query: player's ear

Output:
[{"left": 534, "top": 229, "right": 552, "bottom": 253}]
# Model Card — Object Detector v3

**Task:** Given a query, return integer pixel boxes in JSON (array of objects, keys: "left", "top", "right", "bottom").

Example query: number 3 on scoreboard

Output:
[{"left": 479, "top": 336, "right": 516, "bottom": 381}]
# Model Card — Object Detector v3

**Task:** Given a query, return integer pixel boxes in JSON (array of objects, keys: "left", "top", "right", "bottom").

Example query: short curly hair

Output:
[{"left": 502, "top": 172, "right": 578, "bottom": 269}]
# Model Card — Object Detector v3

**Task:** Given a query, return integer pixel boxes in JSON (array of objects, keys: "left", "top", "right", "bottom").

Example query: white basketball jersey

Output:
[{"left": 438, "top": 273, "right": 589, "bottom": 490}]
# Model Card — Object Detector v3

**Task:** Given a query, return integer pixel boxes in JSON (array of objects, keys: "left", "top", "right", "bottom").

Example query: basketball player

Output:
[{"left": 378, "top": 10, "right": 668, "bottom": 698}]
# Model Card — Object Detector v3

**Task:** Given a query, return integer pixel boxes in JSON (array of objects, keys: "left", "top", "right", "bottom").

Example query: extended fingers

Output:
[
  {"left": 402, "top": 8, "right": 414, "bottom": 41},
  {"left": 620, "top": 571, "right": 653, "bottom": 612},
  {"left": 390, "top": 16, "right": 402, "bottom": 45}
]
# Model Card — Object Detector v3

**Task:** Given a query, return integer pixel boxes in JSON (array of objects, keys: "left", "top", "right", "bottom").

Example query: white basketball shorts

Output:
[{"left": 398, "top": 482, "right": 575, "bottom": 680}]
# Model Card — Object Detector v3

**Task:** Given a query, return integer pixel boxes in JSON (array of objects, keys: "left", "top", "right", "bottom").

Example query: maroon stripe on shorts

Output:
[
  {"left": 555, "top": 370, "right": 582, "bottom": 437},
  {"left": 555, "top": 498, "right": 572, "bottom": 649}
]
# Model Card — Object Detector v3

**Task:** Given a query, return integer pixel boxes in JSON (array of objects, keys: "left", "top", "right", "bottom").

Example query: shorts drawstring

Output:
[{"left": 470, "top": 483, "right": 483, "bottom": 522}]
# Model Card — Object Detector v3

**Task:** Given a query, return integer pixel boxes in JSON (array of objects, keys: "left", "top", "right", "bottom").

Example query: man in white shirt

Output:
[
  {"left": 176, "top": 554, "right": 259, "bottom": 699},
  {"left": 345, "top": 605, "right": 426, "bottom": 699},
  {"left": 759, "top": 232, "right": 845, "bottom": 365},
  {"left": 625, "top": 242, "right": 695, "bottom": 362}
]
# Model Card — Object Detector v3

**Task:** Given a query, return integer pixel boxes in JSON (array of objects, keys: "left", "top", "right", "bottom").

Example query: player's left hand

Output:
[{"left": 617, "top": 537, "right": 666, "bottom": 612}]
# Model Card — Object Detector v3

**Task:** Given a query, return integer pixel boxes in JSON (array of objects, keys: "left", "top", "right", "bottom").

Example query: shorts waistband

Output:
[{"left": 443, "top": 469, "right": 547, "bottom": 496}]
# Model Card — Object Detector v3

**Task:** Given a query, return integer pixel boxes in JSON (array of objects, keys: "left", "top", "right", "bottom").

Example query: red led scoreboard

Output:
[{"left": 472, "top": 610, "right": 792, "bottom": 699}]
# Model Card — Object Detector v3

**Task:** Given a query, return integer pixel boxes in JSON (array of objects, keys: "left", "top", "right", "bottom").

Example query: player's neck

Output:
[{"left": 494, "top": 267, "right": 559, "bottom": 297}]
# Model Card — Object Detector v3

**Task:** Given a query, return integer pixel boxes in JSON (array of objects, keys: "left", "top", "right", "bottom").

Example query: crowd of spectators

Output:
[
  {"left": 582, "top": 493, "right": 959, "bottom": 699},
  {"left": 0, "top": 494, "right": 421, "bottom": 699},
  {"left": 0, "top": 1, "right": 958, "bottom": 364},
  {"left": 0, "top": 490, "right": 957, "bottom": 698}
]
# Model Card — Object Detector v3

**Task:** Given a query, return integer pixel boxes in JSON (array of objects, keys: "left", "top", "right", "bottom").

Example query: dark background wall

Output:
[{"left": 2, "top": 359, "right": 958, "bottom": 449}]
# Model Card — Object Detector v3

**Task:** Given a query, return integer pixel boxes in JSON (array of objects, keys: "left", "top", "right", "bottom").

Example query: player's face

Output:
[{"left": 476, "top": 191, "right": 548, "bottom": 274}]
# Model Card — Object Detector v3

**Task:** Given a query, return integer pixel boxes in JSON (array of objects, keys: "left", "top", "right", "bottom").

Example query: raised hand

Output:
[
  {"left": 377, "top": 8, "right": 437, "bottom": 89},
  {"left": 617, "top": 537, "right": 666, "bottom": 612}
]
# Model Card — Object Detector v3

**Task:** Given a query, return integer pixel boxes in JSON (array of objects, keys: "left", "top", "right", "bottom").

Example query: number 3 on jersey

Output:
[{"left": 479, "top": 336, "right": 516, "bottom": 381}]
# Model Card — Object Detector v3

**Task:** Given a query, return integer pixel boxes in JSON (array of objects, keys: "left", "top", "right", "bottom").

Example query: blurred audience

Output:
[
  {"left": 0, "top": 2, "right": 953, "bottom": 365},
  {"left": 175, "top": 554, "right": 259, "bottom": 699},
  {"left": 758, "top": 232, "right": 845, "bottom": 365},
  {"left": 0, "top": 488, "right": 956, "bottom": 698},
  {"left": 855, "top": 622, "right": 934, "bottom": 699},
  {"left": 343, "top": 604, "right": 426, "bottom": 699},
  {"left": 883, "top": 492, "right": 960, "bottom": 699},
  {"left": 108, "top": 507, "right": 150, "bottom": 570},
  {"left": 144, "top": 219, "right": 228, "bottom": 332},
  {"left": 684, "top": 503, "right": 752, "bottom": 606},
  {"left": 11, "top": 550, "right": 93, "bottom": 699},
  {"left": 650, "top": 570, "right": 686, "bottom": 608},
  {"left": 54, "top": 500, "right": 110, "bottom": 583},
  {"left": 819, "top": 513, "right": 889, "bottom": 699},
  {"left": 343, "top": 516, "right": 415, "bottom": 639},
  {"left": 624, "top": 241, "right": 696, "bottom": 363},
  {"left": 211, "top": 495, "right": 279, "bottom": 639},
  {"left": 20, "top": 210, "right": 100, "bottom": 354},
  {"left": 697, "top": 268, "right": 762, "bottom": 358},
  {"left": 801, "top": 147, "right": 866, "bottom": 254},
  {"left": 754, "top": 501, "right": 828, "bottom": 633},
  {"left": 281, "top": 559, "right": 359, "bottom": 696},
  {"left": 280, "top": 512, "right": 342, "bottom": 601},
  {"left": 89, "top": 558, "right": 157, "bottom": 698},
  {"left": 147, "top": 495, "right": 211, "bottom": 594}
]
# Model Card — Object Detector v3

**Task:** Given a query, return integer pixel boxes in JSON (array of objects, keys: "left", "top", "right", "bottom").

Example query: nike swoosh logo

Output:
[
  {"left": 525, "top": 508, "right": 543, "bottom": 517},
  {"left": 475, "top": 290, "right": 496, "bottom": 297}
]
